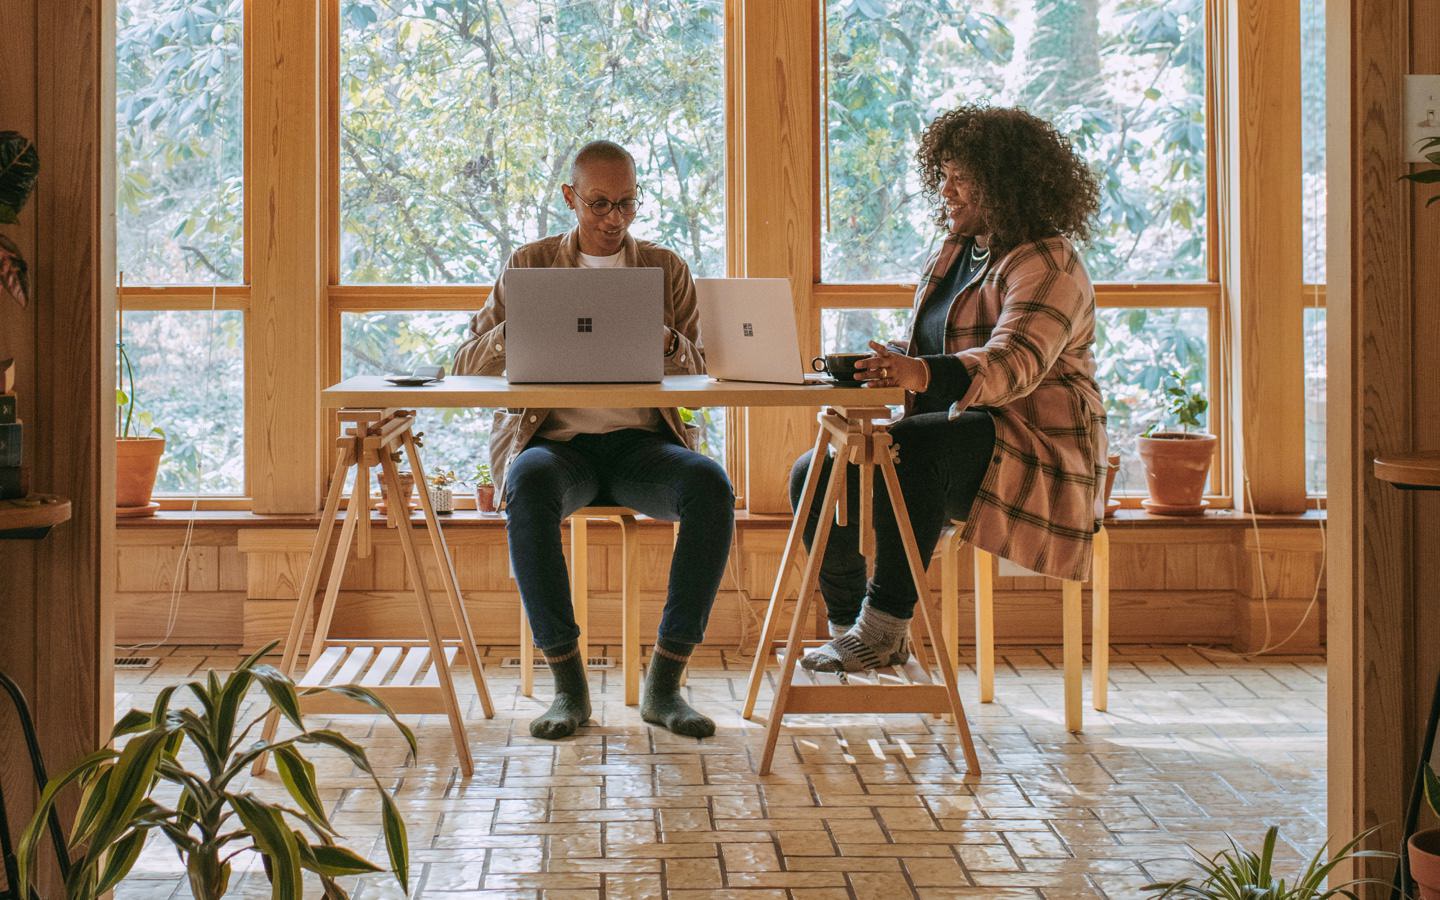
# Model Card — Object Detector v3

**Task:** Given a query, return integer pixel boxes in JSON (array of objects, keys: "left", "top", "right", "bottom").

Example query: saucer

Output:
[
  {"left": 116, "top": 501, "right": 161, "bottom": 518},
  {"left": 384, "top": 374, "right": 438, "bottom": 386},
  {"left": 1141, "top": 498, "right": 1209, "bottom": 517},
  {"left": 805, "top": 374, "right": 863, "bottom": 388}
]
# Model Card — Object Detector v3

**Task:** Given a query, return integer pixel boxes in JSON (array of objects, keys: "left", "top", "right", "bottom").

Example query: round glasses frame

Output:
[{"left": 567, "top": 187, "right": 642, "bottom": 218}]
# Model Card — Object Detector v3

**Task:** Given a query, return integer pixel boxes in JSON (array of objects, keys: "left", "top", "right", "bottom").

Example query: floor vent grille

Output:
[
  {"left": 499, "top": 655, "right": 613, "bottom": 669},
  {"left": 114, "top": 656, "right": 159, "bottom": 670}
]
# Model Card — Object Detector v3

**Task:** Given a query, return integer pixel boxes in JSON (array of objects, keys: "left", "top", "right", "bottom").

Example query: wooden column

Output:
[
  {"left": 247, "top": 0, "right": 325, "bottom": 513},
  {"left": 1327, "top": 0, "right": 1440, "bottom": 890},
  {"left": 0, "top": 0, "right": 116, "bottom": 893},
  {"left": 739, "top": 0, "right": 820, "bottom": 513},
  {"left": 1217, "top": 0, "right": 1307, "bottom": 513}
]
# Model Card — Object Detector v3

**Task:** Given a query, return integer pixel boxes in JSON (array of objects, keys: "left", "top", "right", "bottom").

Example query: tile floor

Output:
[{"left": 110, "top": 643, "right": 1326, "bottom": 898}]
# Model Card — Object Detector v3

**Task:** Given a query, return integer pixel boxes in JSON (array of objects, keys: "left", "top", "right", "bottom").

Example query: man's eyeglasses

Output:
[{"left": 567, "top": 187, "right": 642, "bottom": 217}]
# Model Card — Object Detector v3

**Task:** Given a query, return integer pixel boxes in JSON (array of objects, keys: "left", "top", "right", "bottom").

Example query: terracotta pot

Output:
[
  {"left": 1137, "top": 432, "right": 1216, "bottom": 515},
  {"left": 474, "top": 484, "right": 496, "bottom": 513},
  {"left": 375, "top": 471, "right": 416, "bottom": 515},
  {"left": 1410, "top": 828, "right": 1440, "bottom": 899},
  {"left": 116, "top": 436, "right": 165, "bottom": 508}
]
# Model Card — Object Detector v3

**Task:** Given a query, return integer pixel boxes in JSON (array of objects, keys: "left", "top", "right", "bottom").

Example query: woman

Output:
[{"left": 791, "top": 105, "right": 1108, "bottom": 673}]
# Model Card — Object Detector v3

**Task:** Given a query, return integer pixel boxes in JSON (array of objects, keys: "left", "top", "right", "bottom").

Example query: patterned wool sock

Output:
[
  {"left": 827, "top": 619, "right": 853, "bottom": 640},
  {"left": 802, "top": 603, "right": 910, "bottom": 673},
  {"left": 529, "top": 641, "right": 591, "bottom": 740},
  {"left": 641, "top": 639, "right": 716, "bottom": 739}
]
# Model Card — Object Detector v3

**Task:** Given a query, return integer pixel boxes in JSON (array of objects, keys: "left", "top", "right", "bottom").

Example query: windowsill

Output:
[{"left": 116, "top": 507, "right": 1327, "bottom": 528}]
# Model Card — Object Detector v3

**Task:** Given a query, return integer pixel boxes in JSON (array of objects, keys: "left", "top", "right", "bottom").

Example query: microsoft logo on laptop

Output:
[
  {"left": 743, "top": 322, "right": 754, "bottom": 337},
  {"left": 577, "top": 317, "right": 593, "bottom": 333}
]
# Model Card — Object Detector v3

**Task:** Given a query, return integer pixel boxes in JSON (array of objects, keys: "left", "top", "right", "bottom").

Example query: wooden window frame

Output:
[{"left": 112, "top": 0, "right": 1317, "bottom": 516}]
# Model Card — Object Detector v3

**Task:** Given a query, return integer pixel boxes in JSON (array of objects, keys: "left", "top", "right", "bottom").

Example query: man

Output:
[{"left": 453, "top": 140, "right": 734, "bottom": 740}]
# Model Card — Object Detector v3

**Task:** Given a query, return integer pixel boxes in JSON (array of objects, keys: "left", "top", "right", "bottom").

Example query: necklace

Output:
[{"left": 969, "top": 241, "right": 990, "bottom": 262}]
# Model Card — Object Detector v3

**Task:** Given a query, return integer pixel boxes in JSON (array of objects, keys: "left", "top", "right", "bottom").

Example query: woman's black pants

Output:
[{"left": 788, "top": 410, "right": 996, "bottom": 624}]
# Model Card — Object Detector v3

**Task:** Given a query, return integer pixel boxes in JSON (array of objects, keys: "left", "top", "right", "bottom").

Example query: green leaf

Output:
[
  {"left": 247, "top": 663, "right": 307, "bottom": 735},
  {"left": 16, "top": 748, "right": 117, "bottom": 893},
  {"left": 304, "top": 843, "right": 383, "bottom": 878},
  {"left": 1402, "top": 168, "right": 1440, "bottom": 184},
  {"left": 0, "top": 233, "right": 29, "bottom": 308},
  {"left": 305, "top": 685, "right": 417, "bottom": 758},
  {"left": 379, "top": 787, "right": 410, "bottom": 892},
  {"left": 96, "top": 826, "right": 151, "bottom": 893},
  {"left": 274, "top": 746, "right": 333, "bottom": 832},
  {"left": 230, "top": 793, "right": 305, "bottom": 900},
  {"left": 1425, "top": 762, "right": 1440, "bottom": 819},
  {"left": 0, "top": 131, "right": 39, "bottom": 224}
]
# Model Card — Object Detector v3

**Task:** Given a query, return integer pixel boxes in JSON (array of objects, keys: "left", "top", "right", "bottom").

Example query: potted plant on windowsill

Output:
[
  {"left": 472, "top": 462, "right": 496, "bottom": 514},
  {"left": 428, "top": 468, "right": 457, "bottom": 515},
  {"left": 1137, "top": 368, "right": 1216, "bottom": 516},
  {"left": 17, "top": 641, "right": 415, "bottom": 900},
  {"left": 0, "top": 131, "right": 37, "bottom": 309},
  {"left": 115, "top": 338, "right": 165, "bottom": 517}
]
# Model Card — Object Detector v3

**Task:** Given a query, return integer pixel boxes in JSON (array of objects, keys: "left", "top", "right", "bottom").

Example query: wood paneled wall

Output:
[
  {"left": 115, "top": 518, "right": 1327, "bottom": 656},
  {"left": 1329, "top": 0, "right": 1440, "bottom": 890},
  {"left": 0, "top": 0, "right": 115, "bottom": 893}
]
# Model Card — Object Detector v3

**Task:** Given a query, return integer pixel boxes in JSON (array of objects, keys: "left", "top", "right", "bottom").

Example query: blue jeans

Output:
[
  {"left": 788, "top": 411, "right": 995, "bottom": 624},
  {"left": 505, "top": 429, "right": 735, "bottom": 650}
]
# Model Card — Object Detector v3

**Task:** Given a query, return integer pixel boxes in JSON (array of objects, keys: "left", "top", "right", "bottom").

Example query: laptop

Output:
[
  {"left": 504, "top": 267, "right": 665, "bottom": 383},
  {"left": 695, "top": 278, "right": 808, "bottom": 384}
]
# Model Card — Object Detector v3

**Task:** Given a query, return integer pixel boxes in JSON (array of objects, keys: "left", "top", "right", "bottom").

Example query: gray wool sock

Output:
[
  {"left": 802, "top": 603, "right": 910, "bottom": 673},
  {"left": 827, "top": 619, "right": 852, "bottom": 640},
  {"left": 641, "top": 639, "right": 715, "bottom": 739},
  {"left": 529, "top": 641, "right": 591, "bottom": 740}
]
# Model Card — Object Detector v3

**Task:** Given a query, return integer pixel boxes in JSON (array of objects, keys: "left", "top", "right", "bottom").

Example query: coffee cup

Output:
[{"left": 811, "top": 352, "right": 868, "bottom": 385}]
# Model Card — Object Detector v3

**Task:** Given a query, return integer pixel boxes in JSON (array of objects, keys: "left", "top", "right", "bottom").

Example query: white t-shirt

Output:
[{"left": 535, "top": 250, "right": 664, "bottom": 441}]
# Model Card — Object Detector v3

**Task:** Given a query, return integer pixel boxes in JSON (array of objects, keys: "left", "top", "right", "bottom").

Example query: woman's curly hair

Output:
[{"left": 916, "top": 105, "right": 1100, "bottom": 255}]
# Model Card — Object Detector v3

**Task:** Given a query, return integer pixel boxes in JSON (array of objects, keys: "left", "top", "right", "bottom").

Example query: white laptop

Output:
[
  {"left": 505, "top": 267, "right": 665, "bottom": 383},
  {"left": 695, "top": 278, "right": 808, "bottom": 384}
]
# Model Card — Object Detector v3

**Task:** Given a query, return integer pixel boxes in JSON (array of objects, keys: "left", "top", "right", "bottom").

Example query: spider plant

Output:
[
  {"left": 16, "top": 641, "right": 417, "bottom": 900},
  {"left": 1144, "top": 826, "right": 1394, "bottom": 899}
]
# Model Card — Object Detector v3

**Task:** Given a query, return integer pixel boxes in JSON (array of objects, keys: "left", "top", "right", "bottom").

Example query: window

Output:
[
  {"left": 338, "top": 0, "right": 727, "bottom": 284},
  {"left": 1094, "top": 307, "right": 1210, "bottom": 495},
  {"left": 820, "top": 0, "right": 1207, "bottom": 285},
  {"left": 120, "top": 311, "right": 246, "bottom": 494},
  {"left": 116, "top": 0, "right": 244, "bottom": 283},
  {"left": 816, "top": 0, "right": 1220, "bottom": 503},
  {"left": 116, "top": 0, "right": 246, "bottom": 497},
  {"left": 1302, "top": 0, "right": 1326, "bottom": 496}
]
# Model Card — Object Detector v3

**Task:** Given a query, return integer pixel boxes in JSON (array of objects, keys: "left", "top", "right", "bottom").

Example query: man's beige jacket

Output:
[{"left": 452, "top": 228, "right": 705, "bottom": 498}]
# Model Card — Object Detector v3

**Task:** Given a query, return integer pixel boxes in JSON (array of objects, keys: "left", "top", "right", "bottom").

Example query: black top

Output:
[{"left": 910, "top": 239, "right": 988, "bottom": 414}]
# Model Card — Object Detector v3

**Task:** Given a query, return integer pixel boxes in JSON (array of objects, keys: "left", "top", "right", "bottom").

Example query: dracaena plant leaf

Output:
[
  {"left": 0, "top": 233, "right": 29, "bottom": 308},
  {"left": 0, "top": 132, "right": 38, "bottom": 225}
]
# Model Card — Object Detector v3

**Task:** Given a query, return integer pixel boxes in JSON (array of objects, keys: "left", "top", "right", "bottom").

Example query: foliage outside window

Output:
[
  {"left": 339, "top": 0, "right": 726, "bottom": 284},
  {"left": 1303, "top": 306, "right": 1325, "bottom": 496},
  {"left": 1301, "top": 0, "right": 1326, "bottom": 496},
  {"left": 1095, "top": 307, "right": 1208, "bottom": 495},
  {"left": 821, "top": 0, "right": 1207, "bottom": 285},
  {"left": 116, "top": 0, "right": 244, "bottom": 284},
  {"left": 121, "top": 311, "right": 246, "bottom": 494}
]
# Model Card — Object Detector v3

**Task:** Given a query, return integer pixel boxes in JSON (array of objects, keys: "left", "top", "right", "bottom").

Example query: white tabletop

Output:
[{"left": 322, "top": 375, "right": 905, "bottom": 409}]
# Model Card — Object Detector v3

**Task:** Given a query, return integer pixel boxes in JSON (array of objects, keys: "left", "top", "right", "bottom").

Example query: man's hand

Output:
[{"left": 856, "top": 340, "right": 929, "bottom": 393}]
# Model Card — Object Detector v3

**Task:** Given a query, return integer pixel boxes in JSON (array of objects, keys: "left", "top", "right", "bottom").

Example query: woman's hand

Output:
[{"left": 856, "top": 340, "right": 929, "bottom": 392}]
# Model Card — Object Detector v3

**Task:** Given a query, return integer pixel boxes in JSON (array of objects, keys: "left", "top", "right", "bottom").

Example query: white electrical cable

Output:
[{"left": 118, "top": 283, "right": 220, "bottom": 653}]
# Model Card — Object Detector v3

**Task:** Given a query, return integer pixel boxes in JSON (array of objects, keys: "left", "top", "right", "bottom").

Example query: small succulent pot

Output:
[
  {"left": 429, "top": 484, "right": 454, "bottom": 515},
  {"left": 1411, "top": 829, "right": 1440, "bottom": 900},
  {"left": 474, "top": 483, "right": 496, "bottom": 513}
]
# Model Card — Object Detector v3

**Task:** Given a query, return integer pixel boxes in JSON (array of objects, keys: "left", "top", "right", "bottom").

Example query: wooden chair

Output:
[
  {"left": 519, "top": 507, "right": 679, "bottom": 706},
  {"left": 938, "top": 524, "right": 1110, "bottom": 733}
]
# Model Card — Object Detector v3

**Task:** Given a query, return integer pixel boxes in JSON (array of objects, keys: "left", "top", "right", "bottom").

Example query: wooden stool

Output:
[
  {"left": 519, "top": 507, "right": 679, "bottom": 706},
  {"left": 939, "top": 524, "right": 1110, "bottom": 733},
  {"left": 740, "top": 406, "right": 980, "bottom": 776},
  {"left": 254, "top": 408, "right": 493, "bottom": 778}
]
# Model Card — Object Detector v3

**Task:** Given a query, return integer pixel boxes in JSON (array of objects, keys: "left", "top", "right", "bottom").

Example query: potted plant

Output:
[
  {"left": 1144, "top": 824, "right": 1393, "bottom": 898},
  {"left": 472, "top": 462, "right": 496, "bottom": 513},
  {"left": 375, "top": 433, "right": 421, "bottom": 517},
  {"left": 115, "top": 339, "right": 165, "bottom": 517},
  {"left": 0, "top": 131, "right": 38, "bottom": 308},
  {"left": 1137, "top": 368, "right": 1216, "bottom": 516},
  {"left": 17, "top": 640, "right": 415, "bottom": 900},
  {"left": 428, "top": 468, "right": 457, "bottom": 515},
  {"left": 1408, "top": 763, "right": 1440, "bottom": 898}
]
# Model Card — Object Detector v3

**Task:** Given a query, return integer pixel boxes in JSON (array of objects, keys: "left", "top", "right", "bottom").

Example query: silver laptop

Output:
[
  {"left": 505, "top": 267, "right": 664, "bottom": 383},
  {"left": 695, "top": 278, "right": 808, "bottom": 384}
]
